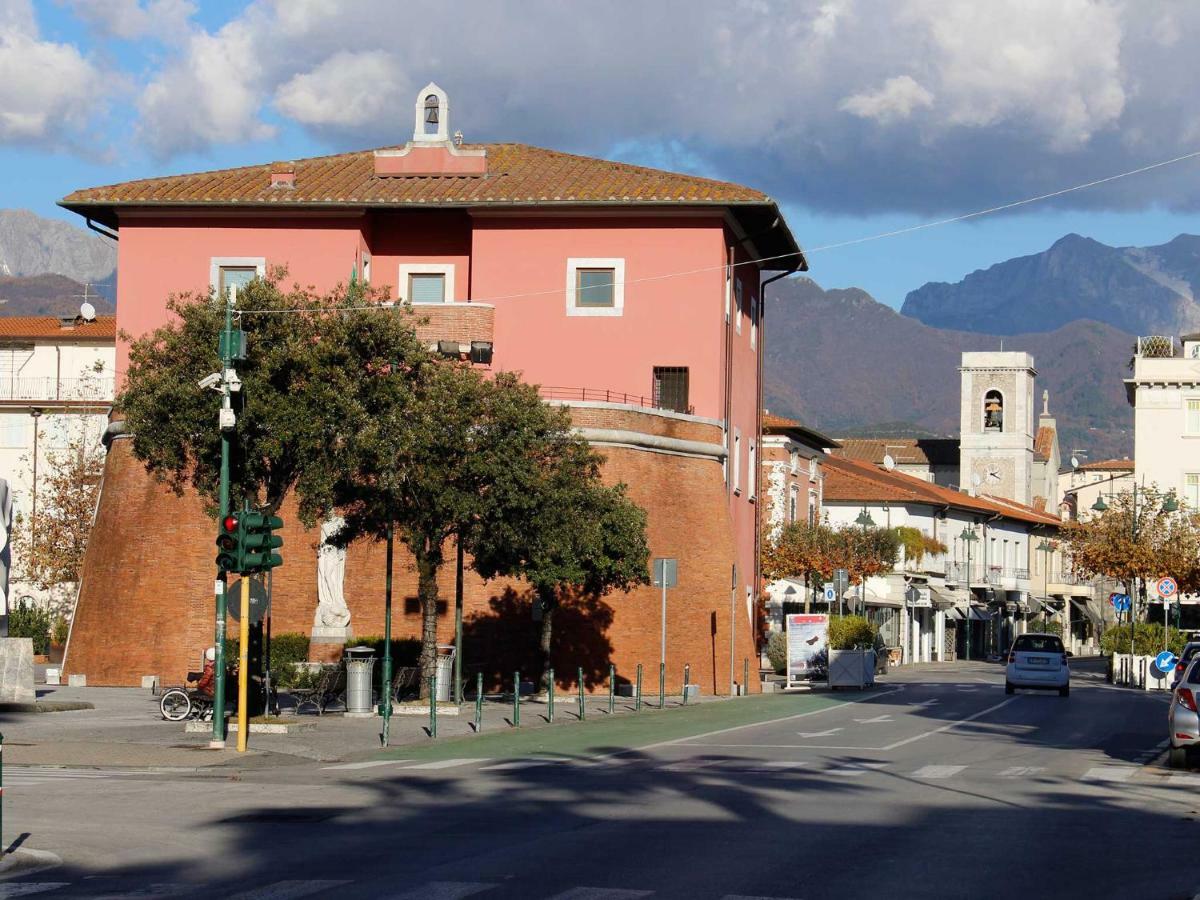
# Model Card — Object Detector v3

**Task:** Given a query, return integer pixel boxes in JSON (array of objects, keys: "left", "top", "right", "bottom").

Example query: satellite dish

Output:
[
  {"left": 80, "top": 301, "right": 96, "bottom": 322},
  {"left": 1070, "top": 456, "right": 1079, "bottom": 469},
  {"left": 882, "top": 454, "right": 896, "bottom": 471}
]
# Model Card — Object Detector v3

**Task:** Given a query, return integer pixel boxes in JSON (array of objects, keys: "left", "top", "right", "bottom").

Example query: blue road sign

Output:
[
  {"left": 1156, "top": 650, "right": 1178, "bottom": 672},
  {"left": 823, "top": 584, "right": 837, "bottom": 604},
  {"left": 1110, "top": 593, "right": 1132, "bottom": 612}
]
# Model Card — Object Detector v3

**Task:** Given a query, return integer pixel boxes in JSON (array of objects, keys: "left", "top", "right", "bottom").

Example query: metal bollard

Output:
[
  {"left": 514, "top": 670, "right": 521, "bottom": 727},
  {"left": 608, "top": 664, "right": 615, "bottom": 715},
  {"left": 548, "top": 667, "right": 555, "bottom": 723},
  {"left": 743, "top": 658, "right": 750, "bottom": 696},
  {"left": 474, "top": 672, "right": 483, "bottom": 733},
  {"left": 683, "top": 663, "right": 691, "bottom": 705},
  {"left": 636, "top": 663, "right": 643, "bottom": 712},
  {"left": 659, "top": 661, "right": 666, "bottom": 709},
  {"left": 578, "top": 666, "right": 586, "bottom": 721},
  {"left": 428, "top": 676, "right": 437, "bottom": 739}
]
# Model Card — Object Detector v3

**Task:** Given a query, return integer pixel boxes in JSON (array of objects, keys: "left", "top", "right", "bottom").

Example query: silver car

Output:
[
  {"left": 1168, "top": 656, "right": 1200, "bottom": 769},
  {"left": 1005, "top": 632, "right": 1070, "bottom": 696}
]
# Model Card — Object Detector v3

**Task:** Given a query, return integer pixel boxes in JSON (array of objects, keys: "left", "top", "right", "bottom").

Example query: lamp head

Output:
[{"left": 1091, "top": 496, "right": 1109, "bottom": 513}]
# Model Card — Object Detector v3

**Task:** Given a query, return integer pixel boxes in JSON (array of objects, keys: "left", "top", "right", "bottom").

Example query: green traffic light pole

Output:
[
  {"left": 381, "top": 523, "right": 394, "bottom": 746},
  {"left": 960, "top": 525, "right": 979, "bottom": 662},
  {"left": 211, "top": 288, "right": 234, "bottom": 748}
]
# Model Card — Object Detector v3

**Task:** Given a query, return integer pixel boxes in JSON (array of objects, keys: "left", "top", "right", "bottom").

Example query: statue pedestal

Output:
[{"left": 309, "top": 625, "right": 350, "bottom": 664}]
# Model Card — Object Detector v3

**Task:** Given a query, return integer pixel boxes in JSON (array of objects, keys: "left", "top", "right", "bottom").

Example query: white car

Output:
[{"left": 1005, "top": 633, "right": 1070, "bottom": 696}]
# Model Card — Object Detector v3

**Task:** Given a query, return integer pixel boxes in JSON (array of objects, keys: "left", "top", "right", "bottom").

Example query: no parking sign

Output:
[{"left": 1156, "top": 576, "right": 1178, "bottom": 600}]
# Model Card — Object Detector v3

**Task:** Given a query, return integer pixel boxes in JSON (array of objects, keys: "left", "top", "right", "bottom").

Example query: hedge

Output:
[
  {"left": 9, "top": 601, "right": 51, "bottom": 655},
  {"left": 1099, "top": 623, "right": 1186, "bottom": 657}
]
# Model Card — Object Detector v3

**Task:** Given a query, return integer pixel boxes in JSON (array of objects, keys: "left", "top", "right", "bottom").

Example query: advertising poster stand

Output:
[{"left": 786, "top": 613, "right": 830, "bottom": 689}]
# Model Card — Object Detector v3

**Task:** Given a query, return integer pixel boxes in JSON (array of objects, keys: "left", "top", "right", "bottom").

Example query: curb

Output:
[
  {"left": 0, "top": 701, "right": 95, "bottom": 713},
  {"left": 0, "top": 848, "right": 63, "bottom": 879}
]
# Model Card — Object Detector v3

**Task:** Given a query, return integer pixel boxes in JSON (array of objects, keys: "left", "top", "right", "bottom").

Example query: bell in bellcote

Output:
[{"left": 424, "top": 94, "right": 440, "bottom": 126}]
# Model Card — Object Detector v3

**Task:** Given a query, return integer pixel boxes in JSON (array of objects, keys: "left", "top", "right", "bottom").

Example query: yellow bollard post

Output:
[{"left": 236, "top": 576, "right": 251, "bottom": 753}]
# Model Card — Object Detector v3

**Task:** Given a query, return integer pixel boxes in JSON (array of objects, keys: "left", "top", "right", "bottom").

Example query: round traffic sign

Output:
[
  {"left": 1156, "top": 650, "right": 1178, "bottom": 672},
  {"left": 1157, "top": 576, "right": 1178, "bottom": 598},
  {"left": 1110, "top": 593, "right": 1132, "bottom": 612}
]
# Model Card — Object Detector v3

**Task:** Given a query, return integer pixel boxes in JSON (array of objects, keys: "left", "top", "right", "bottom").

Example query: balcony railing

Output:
[
  {"left": 0, "top": 377, "right": 114, "bottom": 402},
  {"left": 539, "top": 386, "right": 694, "bottom": 415}
]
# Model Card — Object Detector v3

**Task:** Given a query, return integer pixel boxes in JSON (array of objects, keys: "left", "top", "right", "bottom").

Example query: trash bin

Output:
[
  {"left": 434, "top": 645, "right": 457, "bottom": 702},
  {"left": 344, "top": 645, "right": 376, "bottom": 713}
]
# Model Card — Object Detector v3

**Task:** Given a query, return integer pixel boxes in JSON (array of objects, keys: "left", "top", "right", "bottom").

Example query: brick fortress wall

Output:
[{"left": 64, "top": 404, "right": 758, "bottom": 694}]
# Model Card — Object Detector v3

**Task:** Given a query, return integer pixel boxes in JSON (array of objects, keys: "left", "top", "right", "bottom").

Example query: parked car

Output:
[
  {"left": 1169, "top": 656, "right": 1200, "bottom": 768},
  {"left": 1006, "top": 633, "right": 1070, "bottom": 696},
  {"left": 1171, "top": 642, "right": 1200, "bottom": 689}
]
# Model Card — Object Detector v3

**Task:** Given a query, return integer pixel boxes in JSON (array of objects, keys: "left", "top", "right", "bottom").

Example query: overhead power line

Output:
[{"left": 238, "top": 147, "right": 1200, "bottom": 316}]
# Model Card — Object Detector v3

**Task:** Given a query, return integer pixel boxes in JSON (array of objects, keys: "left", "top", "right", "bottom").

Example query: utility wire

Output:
[{"left": 237, "top": 147, "right": 1200, "bottom": 315}]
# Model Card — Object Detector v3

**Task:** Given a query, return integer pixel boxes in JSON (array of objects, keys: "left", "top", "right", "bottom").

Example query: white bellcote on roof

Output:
[{"left": 375, "top": 82, "right": 486, "bottom": 177}]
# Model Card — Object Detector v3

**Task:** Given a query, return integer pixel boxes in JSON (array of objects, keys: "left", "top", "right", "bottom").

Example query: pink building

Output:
[{"left": 60, "top": 85, "right": 805, "bottom": 692}]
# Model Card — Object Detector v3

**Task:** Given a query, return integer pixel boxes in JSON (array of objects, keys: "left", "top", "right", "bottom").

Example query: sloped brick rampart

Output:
[
  {"left": 65, "top": 407, "right": 756, "bottom": 694},
  {"left": 411, "top": 303, "right": 494, "bottom": 345}
]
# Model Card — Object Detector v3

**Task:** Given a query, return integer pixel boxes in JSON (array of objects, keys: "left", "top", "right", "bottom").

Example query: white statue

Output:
[{"left": 315, "top": 515, "right": 351, "bottom": 629}]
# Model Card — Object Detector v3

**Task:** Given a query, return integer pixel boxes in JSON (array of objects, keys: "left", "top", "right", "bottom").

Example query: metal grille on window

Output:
[{"left": 653, "top": 366, "right": 689, "bottom": 413}]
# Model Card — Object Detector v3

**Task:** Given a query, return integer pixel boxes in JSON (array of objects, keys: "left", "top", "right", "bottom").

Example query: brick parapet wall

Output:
[
  {"left": 65, "top": 405, "right": 755, "bottom": 694},
  {"left": 411, "top": 303, "right": 494, "bottom": 345}
]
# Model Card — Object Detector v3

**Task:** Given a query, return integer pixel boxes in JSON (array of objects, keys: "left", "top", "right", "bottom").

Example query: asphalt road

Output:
[{"left": 5, "top": 660, "right": 1198, "bottom": 899}]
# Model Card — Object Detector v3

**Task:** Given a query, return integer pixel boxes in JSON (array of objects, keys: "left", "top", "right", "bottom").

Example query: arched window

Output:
[
  {"left": 983, "top": 389, "right": 1004, "bottom": 431},
  {"left": 423, "top": 94, "right": 440, "bottom": 135}
]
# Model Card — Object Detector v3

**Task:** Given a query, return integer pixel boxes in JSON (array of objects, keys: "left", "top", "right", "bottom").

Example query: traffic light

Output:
[
  {"left": 241, "top": 511, "right": 284, "bottom": 571},
  {"left": 215, "top": 514, "right": 242, "bottom": 573}
]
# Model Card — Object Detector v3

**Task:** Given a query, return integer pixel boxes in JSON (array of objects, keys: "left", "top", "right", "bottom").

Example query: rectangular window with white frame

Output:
[
  {"left": 808, "top": 489, "right": 818, "bottom": 526},
  {"left": 566, "top": 258, "right": 624, "bottom": 316},
  {"left": 400, "top": 263, "right": 455, "bottom": 304},
  {"left": 789, "top": 485, "right": 799, "bottom": 523},
  {"left": 724, "top": 264, "right": 731, "bottom": 322},
  {"left": 734, "top": 278, "right": 743, "bottom": 335},
  {"left": 1187, "top": 398, "right": 1200, "bottom": 434},
  {"left": 748, "top": 441, "right": 757, "bottom": 500},
  {"left": 1186, "top": 472, "right": 1200, "bottom": 509},
  {"left": 209, "top": 257, "right": 266, "bottom": 301},
  {"left": 750, "top": 294, "right": 758, "bottom": 349},
  {"left": 733, "top": 427, "right": 742, "bottom": 494},
  {"left": 0, "top": 413, "right": 28, "bottom": 449}
]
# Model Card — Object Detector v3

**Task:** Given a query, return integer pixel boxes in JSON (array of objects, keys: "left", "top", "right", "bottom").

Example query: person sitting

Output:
[{"left": 189, "top": 647, "right": 217, "bottom": 698}]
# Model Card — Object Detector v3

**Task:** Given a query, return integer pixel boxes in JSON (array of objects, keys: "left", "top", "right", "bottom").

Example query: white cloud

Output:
[
  {"left": 840, "top": 76, "right": 934, "bottom": 124},
  {"left": 61, "top": 0, "right": 196, "bottom": 41},
  {"left": 0, "top": 1, "right": 105, "bottom": 146},
  {"left": 121, "top": 0, "right": 1200, "bottom": 213}
]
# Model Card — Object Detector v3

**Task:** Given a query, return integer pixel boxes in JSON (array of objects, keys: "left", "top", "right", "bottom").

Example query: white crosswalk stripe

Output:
[
  {"left": 825, "top": 763, "right": 888, "bottom": 777},
  {"left": 1082, "top": 766, "right": 1136, "bottom": 783},
  {"left": 911, "top": 765, "right": 966, "bottom": 779},
  {"left": 1168, "top": 773, "right": 1200, "bottom": 786},
  {"left": 384, "top": 882, "right": 496, "bottom": 899},
  {"left": 997, "top": 766, "right": 1044, "bottom": 778},
  {"left": 226, "top": 880, "right": 350, "bottom": 899},
  {"left": 404, "top": 758, "right": 488, "bottom": 770}
]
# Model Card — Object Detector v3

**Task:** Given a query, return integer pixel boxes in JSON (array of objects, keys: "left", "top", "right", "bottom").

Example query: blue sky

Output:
[{"left": 5, "top": 0, "right": 1199, "bottom": 308}]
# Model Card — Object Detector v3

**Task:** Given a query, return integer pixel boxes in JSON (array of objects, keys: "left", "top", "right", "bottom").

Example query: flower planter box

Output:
[{"left": 828, "top": 649, "right": 876, "bottom": 690}]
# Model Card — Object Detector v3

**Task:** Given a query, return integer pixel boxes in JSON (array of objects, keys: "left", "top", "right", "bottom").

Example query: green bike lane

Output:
[{"left": 365, "top": 689, "right": 883, "bottom": 764}]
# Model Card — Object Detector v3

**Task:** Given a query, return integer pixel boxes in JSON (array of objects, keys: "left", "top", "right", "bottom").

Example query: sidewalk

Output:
[{"left": 0, "top": 681, "right": 854, "bottom": 770}]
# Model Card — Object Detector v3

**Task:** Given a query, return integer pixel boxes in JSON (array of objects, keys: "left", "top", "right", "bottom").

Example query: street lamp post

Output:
[
  {"left": 854, "top": 507, "right": 875, "bottom": 616},
  {"left": 960, "top": 526, "right": 979, "bottom": 661},
  {"left": 1036, "top": 539, "right": 1054, "bottom": 635}
]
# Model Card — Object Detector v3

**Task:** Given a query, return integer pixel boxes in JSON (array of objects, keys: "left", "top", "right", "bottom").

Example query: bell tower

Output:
[{"left": 958, "top": 351, "right": 1036, "bottom": 505}]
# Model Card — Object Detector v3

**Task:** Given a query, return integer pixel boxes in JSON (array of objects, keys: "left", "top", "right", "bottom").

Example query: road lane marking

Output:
[
  {"left": 826, "top": 762, "right": 888, "bottom": 777},
  {"left": 998, "top": 766, "right": 1044, "bottom": 778},
  {"left": 544, "top": 890, "right": 653, "bottom": 899},
  {"left": 385, "top": 883, "right": 496, "bottom": 900},
  {"left": 226, "top": 883, "right": 350, "bottom": 900},
  {"left": 1169, "top": 773, "right": 1200, "bottom": 787},
  {"left": 797, "top": 728, "right": 842, "bottom": 737},
  {"left": 405, "top": 758, "right": 488, "bottom": 770},
  {"left": 322, "top": 760, "right": 413, "bottom": 770},
  {"left": 1082, "top": 766, "right": 1136, "bottom": 783},
  {"left": 912, "top": 699, "right": 941, "bottom": 708},
  {"left": 912, "top": 765, "right": 967, "bottom": 779},
  {"left": 879, "top": 698, "right": 1018, "bottom": 752},
  {"left": 853, "top": 714, "right": 893, "bottom": 724},
  {"left": 0, "top": 886, "right": 71, "bottom": 898}
]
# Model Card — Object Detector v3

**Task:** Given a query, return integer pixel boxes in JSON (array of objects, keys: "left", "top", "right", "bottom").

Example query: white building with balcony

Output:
[
  {"left": 1126, "top": 334, "right": 1200, "bottom": 507},
  {"left": 1, "top": 316, "right": 115, "bottom": 611}
]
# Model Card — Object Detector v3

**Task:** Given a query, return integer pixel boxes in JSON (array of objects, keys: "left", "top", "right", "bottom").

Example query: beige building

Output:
[
  {"left": 1063, "top": 458, "right": 1135, "bottom": 522},
  {"left": 959, "top": 351, "right": 1037, "bottom": 506},
  {"left": 1, "top": 316, "right": 114, "bottom": 612},
  {"left": 1126, "top": 333, "right": 1200, "bottom": 508}
]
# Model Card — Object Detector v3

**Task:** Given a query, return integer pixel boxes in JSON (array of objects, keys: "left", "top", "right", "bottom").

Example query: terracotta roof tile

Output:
[
  {"left": 833, "top": 438, "right": 959, "bottom": 467},
  {"left": 1077, "top": 458, "right": 1134, "bottom": 471},
  {"left": 1034, "top": 425, "right": 1056, "bottom": 462},
  {"left": 61, "top": 143, "right": 770, "bottom": 209},
  {"left": 823, "top": 456, "right": 1060, "bottom": 526},
  {"left": 0, "top": 316, "right": 115, "bottom": 340}
]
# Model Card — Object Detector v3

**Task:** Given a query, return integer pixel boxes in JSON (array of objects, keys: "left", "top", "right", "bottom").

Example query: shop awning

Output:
[
  {"left": 865, "top": 595, "right": 903, "bottom": 609},
  {"left": 945, "top": 606, "right": 966, "bottom": 621},
  {"left": 1069, "top": 597, "right": 1103, "bottom": 626},
  {"left": 928, "top": 587, "right": 961, "bottom": 610},
  {"left": 968, "top": 606, "right": 993, "bottom": 621},
  {"left": 1023, "top": 596, "right": 1045, "bottom": 615}
]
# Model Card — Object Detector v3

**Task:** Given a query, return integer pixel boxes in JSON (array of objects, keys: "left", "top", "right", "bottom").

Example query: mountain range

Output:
[
  {"left": 901, "top": 232, "right": 1200, "bottom": 336},
  {"left": 764, "top": 277, "right": 1134, "bottom": 461},
  {"left": 0, "top": 209, "right": 116, "bottom": 304}
]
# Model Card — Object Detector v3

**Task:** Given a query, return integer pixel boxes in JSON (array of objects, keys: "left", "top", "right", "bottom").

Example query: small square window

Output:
[
  {"left": 218, "top": 266, "right": 257, "bottom": 300},
  {"left": 653, "top": 367, "right": 689, "bottom": 413},
  {"left": 1186, "top": 473, "right": 1200, "bottom": 509},
  {"left": 409, "top": 273, "right": 446, "bottom": 303},
  {"left": 576, "top": 269, "right": 615, "bottom": 308},
  {"left": 1187, "top": 399, "right": 1200, "bottom": 434}
]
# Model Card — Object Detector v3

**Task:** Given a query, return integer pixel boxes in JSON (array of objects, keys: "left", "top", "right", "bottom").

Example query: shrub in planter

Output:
[
  {"left": 9, "top": 600, "right": 51, "bottom": 655},
  {"left": 767, "top": 631, "right": 788, "bottom": 675},
  {"left": 52, "top": 614, "right": 69, "bottom": 647},
  {"left": 1100, "top": 623, "right": 1186, "bottom": 657},
  {"left": 828, "top": 615, "right": 876, "bottom": 650}
]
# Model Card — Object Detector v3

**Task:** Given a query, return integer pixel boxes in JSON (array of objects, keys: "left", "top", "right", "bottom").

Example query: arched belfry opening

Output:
[
  {"left": 983, "top": 389, "right": 1004, "bottom": 432},
  {"left": 413, "top": 82, "right": 449, "bottom": 143}
]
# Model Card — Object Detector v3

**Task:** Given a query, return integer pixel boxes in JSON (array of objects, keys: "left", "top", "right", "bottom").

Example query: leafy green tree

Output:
[
  {"left": 324, "top": 362, "right": 605, "bottom": 691},
  {"left": 470, "top": 438, "right": 650, "bottom": 692},
  {"left": 119, "top": 272, "right": 429, "bottom": 522}
]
